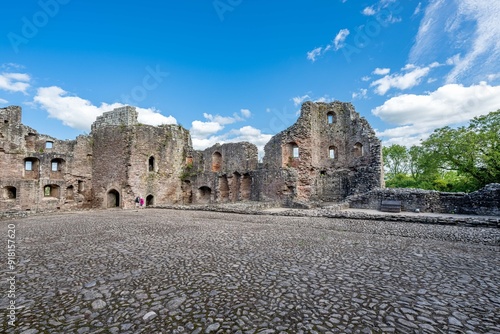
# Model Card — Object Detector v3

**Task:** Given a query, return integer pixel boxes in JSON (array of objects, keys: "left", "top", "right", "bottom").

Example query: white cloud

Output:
[
  {"left": 487, "top": 73, "right": 500, "bottom": 81},
  {"left": 446, "top": 54, "right": 461, "bottom": 65},
  {"left": 373, "top": 82, "right": 500, "bottom": 145},
  {"left": 362, "top": 6, "right": 376, "bottom": 16},
  {"left": 203, "top": 113, "right": 241, "bottom": 125},
  {"left": 373, "top": 68, "right": 391, "bottom": 75},
  {"left": 370, "top": 65, "right": 432, "bottom": 95},
  {"left": 361, "top": 76, "right": 371, "bottom": 82},
  {"left": 137, "top": 107, "right": 176, "bottom": 126},
  {"left": 333, "top": 29, "right": 350, "bottom": 50},
  {"left": 306, "top": 28, "right": 350, "bottom": 61},
  {"left": 413, "top": 2, "right": 422, "bottom": 15},
  {"left": 191, "top": 124, "right": 273, "bottom": 158},
  {"left": 240, "top": 108, "right": 251, "bottom": 118},
  {"left": 0, "top": 72, "right": 31, "bottom": 94},
  {"left": 33, "top": 86, "right": 176, "bottom": 131},
  {"left": 410, "top": 0, "right": 500, "bottom": 84},
  {"left": 292, "top": 94, "right": 310, "bottom": 106},
  {"left": 314, "top": 96, "right": 334, "bottom": 103},
  {"left": 352, "top": 89, "right": 368, "bottom": 100},
  {"left": 307, "top": 47, "right": 323, "bottom": 62},
  {"left": 190, "top": 120, "right": 224, "bottom": 138},
  {"left": 0, "top": 98, "right": 8, "bottom": 104}
]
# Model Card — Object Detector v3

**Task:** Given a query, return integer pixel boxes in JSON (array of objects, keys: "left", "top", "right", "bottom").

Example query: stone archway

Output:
[
  {"left": 146, "top": 194, "right": 154, "bottom": 207},
  {"left": 107, "top": 189, "right": 120, "bottom": 208},
  {"left": 198, "top": 186, "right": 211, "bottom": 204}
]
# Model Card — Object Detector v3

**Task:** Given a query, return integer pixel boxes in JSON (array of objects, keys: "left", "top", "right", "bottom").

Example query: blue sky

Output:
[{"left": 1, "top": 0, "right": 499, "bottom": 155}]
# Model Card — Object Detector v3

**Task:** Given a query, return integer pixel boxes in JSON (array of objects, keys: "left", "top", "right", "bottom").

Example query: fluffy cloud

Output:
[
  {"left": 33, "top": 86, "right": 176, "bottom": 131},
  {"left": 190, "top": 120, "right": 224, "bottom": 138},
  {"left": 362, "top": 6, "right": 376, "bottom": 16},
  {"left": 410, "top": 0, "right": 500, "bottom": 84},
  {"left": 373, "top": 68, "right": 391, "bottom": 75},
  {"left": 190, "top": 124, "right": 273, "bottom": 159},
  {"left": 190, "top": 108, "right": 267, "bottom": 154},
  {"left": 0, "top": 72, "right": 31, "bottom": 94},
  {"left": 370, "top": 64, "right": 434, "bottom": 95},
  {"left": 240, "top": 108, "right": 251, "bottom": 118},
  {"left": 373, "top": 82, "right": 500, "bottom": 145}
]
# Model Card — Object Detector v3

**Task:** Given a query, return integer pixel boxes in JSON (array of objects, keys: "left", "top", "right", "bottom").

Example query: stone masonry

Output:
[{"left": 2, "top": 102, "right": 497, "bottom": 215}]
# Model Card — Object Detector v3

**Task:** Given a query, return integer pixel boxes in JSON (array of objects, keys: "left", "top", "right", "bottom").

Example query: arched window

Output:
[
  {"left": 327, "top": 112, "right": 336, "bottom": 124},
  {"left": 148, "top": 156, "right": 155, "bottom": 172},
  {"left": 329, "top": 146, "right": 336, "bottom": 159},
  {"left": 3, "top": 186, "right": 16, "bottom": 199},
  {"left": 212, "top": 152, "right": 222, "bottom": 172},
  {"left": 354, "top": 142, "right": 363, "bottom": 157}
]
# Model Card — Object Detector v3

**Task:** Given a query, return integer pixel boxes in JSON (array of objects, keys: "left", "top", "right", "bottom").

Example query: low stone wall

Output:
[{"left": 347, "top": 183, "right": 500, "bottom": 216}]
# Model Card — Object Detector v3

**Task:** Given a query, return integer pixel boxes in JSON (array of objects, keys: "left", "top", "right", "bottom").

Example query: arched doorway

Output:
[
  {"left": 146, "top": 195, "right": 154, "bottom": 207},
  {"left": 198, "top": 186, "right": 211, "bottom": 204},
  {"left": 107, "top": 189, "right": 120, "bottom": 208}
]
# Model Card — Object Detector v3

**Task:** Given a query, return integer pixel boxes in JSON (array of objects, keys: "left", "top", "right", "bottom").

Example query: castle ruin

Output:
[{"left": 0, "top": 102, "right": 384, "bottom": 212}]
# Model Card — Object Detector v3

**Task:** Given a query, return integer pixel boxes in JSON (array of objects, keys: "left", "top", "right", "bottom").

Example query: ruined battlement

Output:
[{"left": 91, "top": 106, "right": 138, "bottom": 131}]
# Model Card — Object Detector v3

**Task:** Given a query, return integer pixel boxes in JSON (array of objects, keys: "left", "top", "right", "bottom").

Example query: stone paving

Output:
[{"left": 1, "top": 209, "right": 499, "bottom": 334}]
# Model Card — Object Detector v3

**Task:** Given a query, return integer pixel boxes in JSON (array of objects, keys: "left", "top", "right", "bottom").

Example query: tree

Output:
[
  {"left": 382, "top": 144, "right": 409, "bottom": 176},
  {"left": 422, "top": 110, "right": 500, "bottom": 189}
]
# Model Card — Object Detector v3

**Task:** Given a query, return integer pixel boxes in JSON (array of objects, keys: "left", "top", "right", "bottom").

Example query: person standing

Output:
[
  {"left": 140, "top": 196, "right": 145, "bottom": 209},
  {"left": 134, "top": 195, "right": 140, "bottom": 208}
]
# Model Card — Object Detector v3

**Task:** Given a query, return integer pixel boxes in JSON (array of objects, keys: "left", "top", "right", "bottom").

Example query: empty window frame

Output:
[
  {"left": 354, "top": 142, "right": 363, "bottom": 157},
  {"left": 327, "top": 112, "right": 336, "bottom": 124},
  {"left": 148, "top": 156, "right": 155, "bottom": 172},
  {"left": 25, "top": 160, "right": 33, "bottom": 171},
  {"left": 329, "top": 146, "right": 336, "bottom": 159}
]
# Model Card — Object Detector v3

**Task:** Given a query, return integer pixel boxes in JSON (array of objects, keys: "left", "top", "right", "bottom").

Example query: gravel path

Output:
[{"left": 1, "top": 209, "right": 499, "bottom": 333}]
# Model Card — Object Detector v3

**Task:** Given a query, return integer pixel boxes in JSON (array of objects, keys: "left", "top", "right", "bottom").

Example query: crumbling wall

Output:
[
  {"left": 348, "top": 183, "right": 500, "bottom": 216},
  {"left": 90, "top": 106, "right": 192, "bottom": 209},
  {"left": 260, "top": 101, "right": 383, "bottom": 205},
  {"left": 90, "top": 106, "right": 138, "bottom": 131},
  {"left": 188, "top": 142, "right": 259, "bottom": 204},
  {"left": 0, "top": 106, "right": 93, "bottom": 212},
  {"left": 127, "top": 124, "right": 191, "bottom": 207}
]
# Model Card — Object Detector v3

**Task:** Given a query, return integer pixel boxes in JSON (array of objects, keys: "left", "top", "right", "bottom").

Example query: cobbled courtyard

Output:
[{"left": 1, "top": 209, "right": 500, "bottom": 334}]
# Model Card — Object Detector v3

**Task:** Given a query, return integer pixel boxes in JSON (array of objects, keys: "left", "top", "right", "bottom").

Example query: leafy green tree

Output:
[
  {"left": 422, "top": 110, "right": 500, "bottom": 189},
  {"left": 382, "top": 144, "right": 409, "bottom": 176},
  {"left": 382, "top": 110, "right": 499, "bottom": 192}
]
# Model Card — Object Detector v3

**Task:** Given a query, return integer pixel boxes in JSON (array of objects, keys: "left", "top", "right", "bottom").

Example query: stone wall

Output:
[
  {"left": 348, "top": 183, "right": 500, "bottom": 216},
  {"left": 260, "top": 101, "right": 383, "bottom": 205},
  {"left": 0, "top": 106, "right": 93, "bottom": 212},
  {"left": 185, "top": 142, "right": 259, "bottom": 204},
  {"left": 91, "top": 106, "right": 138, "bottom": 132}
]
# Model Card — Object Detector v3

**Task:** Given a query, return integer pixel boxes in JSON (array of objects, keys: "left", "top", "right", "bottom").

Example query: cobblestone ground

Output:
[{"left": 1, "top": 209, "right": 499, "bottom": 334}]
